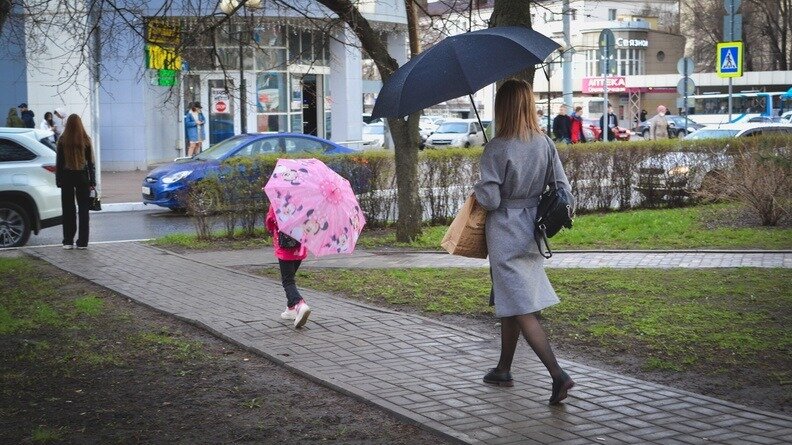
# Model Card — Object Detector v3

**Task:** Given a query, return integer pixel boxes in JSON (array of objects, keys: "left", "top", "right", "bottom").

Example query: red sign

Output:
[
  {"left": 582, "top": 76, "right": 627, "bottom": 93},
  {"left": 215, "top": 101, "right": 227, "bottom": 113}
]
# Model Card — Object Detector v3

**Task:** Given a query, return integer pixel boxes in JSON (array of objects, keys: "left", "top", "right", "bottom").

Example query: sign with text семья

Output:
[{"left": 582, "top": 77, "right": 626, "bottom": 94}]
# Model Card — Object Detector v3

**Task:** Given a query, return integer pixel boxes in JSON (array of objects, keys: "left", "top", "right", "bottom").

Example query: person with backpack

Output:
[
  {"left": 265, "top": 205, "right": 312, "bottom": 328},
  {"left": 474, "top": 79, "right": 575, "bottom": 405}
]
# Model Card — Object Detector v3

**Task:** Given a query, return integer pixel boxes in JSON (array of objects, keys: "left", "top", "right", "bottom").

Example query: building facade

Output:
[
  {"left": 0, "top": 0, "right": 408, "bottom": 171},
  {"left": 420, "top": 0, "right": 791, "bottom": 127}
]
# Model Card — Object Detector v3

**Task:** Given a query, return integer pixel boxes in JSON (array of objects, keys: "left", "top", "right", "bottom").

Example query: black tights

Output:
[{"left": 495, "top": 313, "right": 563, "bottom": 380}]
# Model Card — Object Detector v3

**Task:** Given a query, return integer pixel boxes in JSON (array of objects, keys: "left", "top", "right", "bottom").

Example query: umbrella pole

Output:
[{"left": 469, "top": 94, "right": 489, "bottom": 144}]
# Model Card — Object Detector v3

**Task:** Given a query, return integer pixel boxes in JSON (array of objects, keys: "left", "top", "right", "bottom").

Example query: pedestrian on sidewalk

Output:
[
  {"left": 185, "top": 102, "right": 205, "bottom": 157},
  {"left": 552, "top": 104, "right": 571, "bottom": 143},
  {"left": 6, "top": 108, "right": 24, "bottom": 127},
  {"left": 19, "top": 103, "right": 35, "bottom": 128},
  {"left": 56, "top": 114, "right": 96, "bottom": 250},
  {"left": 40, "top": 112, "right": 57, "bottom": 142},
  {"left": 474, "top": 79, "right": 575, "bottom": 404},
  {"left": 648, "top": 105, "right": 670, "bottom": 140},
  {"left": 569, "top": 106, "right": 585, "bottom": 143},
  {"left": 265, "top": 205, "right": 312, "bottom": 328}
]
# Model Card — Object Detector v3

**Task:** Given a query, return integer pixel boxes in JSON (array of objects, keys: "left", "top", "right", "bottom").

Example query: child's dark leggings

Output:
[{"left": 278, "top": 259, "right": 303, "bottom": 308}]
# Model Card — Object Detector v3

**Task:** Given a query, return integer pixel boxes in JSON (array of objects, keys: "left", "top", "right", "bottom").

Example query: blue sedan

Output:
[{"left": 142, "top": 133, "right": 359, "bottom": 210}]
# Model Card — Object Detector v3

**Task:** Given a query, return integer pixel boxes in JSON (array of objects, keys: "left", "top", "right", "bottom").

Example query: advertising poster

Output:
[
  {"left": 211, "top": 89, "right": 230, "bottom": 114},
  {"left": 257, "top": 73, "right": 282, "bottom": 112}
]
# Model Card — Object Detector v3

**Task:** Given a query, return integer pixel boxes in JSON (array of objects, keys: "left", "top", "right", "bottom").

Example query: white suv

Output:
[
  {"left": 424, "top": 119, "right": 486, "bottom": 148},
  {"left": 0, "top": 128, "right": 61, "bottom": 247}
]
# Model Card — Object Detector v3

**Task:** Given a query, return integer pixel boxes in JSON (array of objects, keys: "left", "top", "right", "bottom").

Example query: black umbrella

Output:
[{"left": 371, "top": 26, "right": 560, "bottom": 142}]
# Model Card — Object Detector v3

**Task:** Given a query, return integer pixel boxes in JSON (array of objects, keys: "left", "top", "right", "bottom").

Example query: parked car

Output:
[
  {"left": 142, "top": 133, "right": 360, "bottom": 211},
  {"left": 636, "top": 115, "right": 705, "bottom": 138},
  {"left": 581, "top": 118, "right": 631, "bottom": 141},
  {"left": 636, "top": 122, "right": 792, "bottom": 200},
  {"left": 362, "top": 122, "right": 385, "bottom": 149},
  {"left": 684, "top": 122, "right": 792, "bottom": 139},
  {"left": 424, "top": 119, "right": 485, "bottom": 148},
  {"left": 780, "top": 111, "right": 792, "bottom": 123},
  {"left": 0, "top": 127, "right": 62, "bottom": 247}
]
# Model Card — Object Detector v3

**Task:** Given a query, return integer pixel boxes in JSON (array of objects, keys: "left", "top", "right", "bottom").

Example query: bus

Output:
[
  {"left": 546, "top": 97, "right": 606, "bottom": 118},
  {"left": 688, "top": 91, "right": 789, "bottom": 125}
]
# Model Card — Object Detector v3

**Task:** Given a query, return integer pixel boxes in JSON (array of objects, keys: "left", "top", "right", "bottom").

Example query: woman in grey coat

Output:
[{"left": 474, "top": 79, "right": 575, "bottom": 404}]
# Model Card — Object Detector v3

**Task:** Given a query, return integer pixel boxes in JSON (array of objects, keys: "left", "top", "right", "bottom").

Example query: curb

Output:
[{"left": 96, "top": 202, "right": 153, "bottom": 213}]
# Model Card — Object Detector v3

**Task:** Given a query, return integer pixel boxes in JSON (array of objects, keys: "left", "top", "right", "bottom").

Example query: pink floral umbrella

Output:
[{"left": 263, "top": 158, "right": 365, "bottom": 256}]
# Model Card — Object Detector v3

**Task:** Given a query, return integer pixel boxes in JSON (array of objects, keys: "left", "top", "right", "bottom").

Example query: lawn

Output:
[
  {"left": 357, "top": 205, "right": 792, "bottom": 250},
  {"left": 257, "top": 267, "right": 792, "bottom": 410},
  {"left": 152, "top": 204, "right": 792, "bottom": 252}
]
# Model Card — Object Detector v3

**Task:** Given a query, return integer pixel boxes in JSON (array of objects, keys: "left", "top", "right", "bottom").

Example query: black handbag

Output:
[
  {"left": 534, "top": 137, "right": 574, "bottom": 259},
  {"left": 89, "top": 187, "right": 102, "bottom": 211},
  {"left": 278, "top": 231, "right": 301, "bottom": 249}
]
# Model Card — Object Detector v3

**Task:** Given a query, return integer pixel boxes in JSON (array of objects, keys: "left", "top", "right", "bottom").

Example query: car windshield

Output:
[
  {"left": 684, "top": 129, "right": 740, "bottom": 139},
  {"left": 363, "top": 125, "right": 384, "bottom": 135},
  {"left": 435, "top": 123, "right": 469, "bottom": 134},
  {"left": 194, "top": 137, "right": 250, "bottom": 160}
]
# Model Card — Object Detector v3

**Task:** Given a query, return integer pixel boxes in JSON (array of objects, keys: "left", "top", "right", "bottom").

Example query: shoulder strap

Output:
[{"left": 542, "top": 134, "right": 558, "bottom": 189}]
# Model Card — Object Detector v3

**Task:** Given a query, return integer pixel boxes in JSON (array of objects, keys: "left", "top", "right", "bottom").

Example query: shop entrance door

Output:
[
  {"left": 301, "top": 74, "right": 318, "bottom": 136},
  {"left": 206, "top": 78, "right": 235, "bottom": 145}
]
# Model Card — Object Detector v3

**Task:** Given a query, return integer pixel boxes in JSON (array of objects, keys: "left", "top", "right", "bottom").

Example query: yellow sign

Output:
[
  {"left": 716, "top": 41, "right": 743, "bottom": 78},
  {"left": 146, "top": 45, "right": 182, "bottom": 70},
  {"left": 146, "top": 20, "right": 181, "bottom": 70}
]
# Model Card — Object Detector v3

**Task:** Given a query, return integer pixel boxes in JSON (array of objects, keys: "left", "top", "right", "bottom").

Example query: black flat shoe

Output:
[
  {"left": 483, "top": 368, "right": 514, "bottom": 387},
  {"left": 549, "top": 371, "right": 575, "bottom": 405}
]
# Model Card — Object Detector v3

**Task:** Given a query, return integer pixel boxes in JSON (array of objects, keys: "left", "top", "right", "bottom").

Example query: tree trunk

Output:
[
  {"left": 315, "top": 0, "right": 423, "bottom": 242},
  {"left": 490, "top": 0, "right": 535, "bottom": 84}
]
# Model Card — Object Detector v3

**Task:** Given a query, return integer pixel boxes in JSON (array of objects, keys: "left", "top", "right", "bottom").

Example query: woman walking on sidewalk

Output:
[
  {"left": 474, "top": 79, "right": 575, "bottom": 404},
  {"left": 56, "top": 114, "right": 96, "bottom": 250},
  {"left": 265, "top": 206, "right": 311, "bottom": 328}
]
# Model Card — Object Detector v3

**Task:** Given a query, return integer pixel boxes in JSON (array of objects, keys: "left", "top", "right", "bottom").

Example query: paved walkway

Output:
[
  {"left": 181, "top": 248, "right": 792, "bottom": 269},
  {"left": 28, "top": 243, "right": 792, "bottom": 444}
]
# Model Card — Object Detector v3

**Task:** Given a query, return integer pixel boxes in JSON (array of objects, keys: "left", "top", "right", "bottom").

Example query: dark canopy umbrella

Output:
[{"left": 372, "top": 26, "right": 560, "bottom": 138}]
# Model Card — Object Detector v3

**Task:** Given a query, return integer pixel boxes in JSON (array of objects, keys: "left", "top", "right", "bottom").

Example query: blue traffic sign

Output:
[{"left": 716, "top": 41, "right": 743, "bottom": 78}]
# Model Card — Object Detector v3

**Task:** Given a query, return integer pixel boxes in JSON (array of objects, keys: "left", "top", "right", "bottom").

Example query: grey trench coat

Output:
[{"left": 473, "top": 135, "right": 571, "bottom": 317}]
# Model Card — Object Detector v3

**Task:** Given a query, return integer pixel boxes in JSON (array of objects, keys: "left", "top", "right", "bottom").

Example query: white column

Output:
[{"left": 329, "top": 25, "right": 363, "bottom": 145}]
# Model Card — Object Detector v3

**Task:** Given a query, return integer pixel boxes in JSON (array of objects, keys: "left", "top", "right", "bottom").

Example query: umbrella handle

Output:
[{"left": 469, "top": 94, "right": 489, "bottom": 144}]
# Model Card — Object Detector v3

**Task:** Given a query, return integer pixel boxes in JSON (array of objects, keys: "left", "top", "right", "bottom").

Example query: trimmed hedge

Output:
[{"left": 186, "top": 135, "right": 792, "bottom": 233}]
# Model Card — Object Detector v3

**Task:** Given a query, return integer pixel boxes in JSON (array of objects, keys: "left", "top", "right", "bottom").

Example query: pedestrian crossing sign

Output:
[{"left": 716, "top": 42, "right": 743, "bottom": 78}]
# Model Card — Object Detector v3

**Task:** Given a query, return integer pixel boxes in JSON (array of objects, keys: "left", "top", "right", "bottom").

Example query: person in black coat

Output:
[
  {"left": 552, "top": 105, "right": 572, "bottom": 143},
  {"left": 599, "top": 105, "right": 619, "bottom": 141},
  {"left": 19, "top": 103, "right": 35, "bottom": 128}
]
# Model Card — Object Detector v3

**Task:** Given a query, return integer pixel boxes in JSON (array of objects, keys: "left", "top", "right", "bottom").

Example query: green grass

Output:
[
  {"left": 30, "top": 426, "right": 63, "bottom": 443},
  {"left": 149, "top": 228, "right": 270, "bottom": 251},
  {"left": 132, "top": 330, "right": 205, "bottom": 361},
  {"left": 261, "top": 267, "right": 792, "bottom": 373},
  {"left": 73, "top": 295, "right": 104, "bottom": 316},
  {"left": 357, "top": 205, "right": 792, "bottom": 250}
]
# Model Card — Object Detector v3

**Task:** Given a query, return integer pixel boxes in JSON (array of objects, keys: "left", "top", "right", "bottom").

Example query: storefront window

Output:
[
  {"left": 257, "top": 114, "right": 288, "bottom": 132},
  {"left": 256, "top": 72, "right": 287, "bottom": 112}
]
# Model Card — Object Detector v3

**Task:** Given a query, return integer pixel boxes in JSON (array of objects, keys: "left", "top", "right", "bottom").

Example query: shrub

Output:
[{"left": 183, "top": 135, "right": 792, "bottom": 232}]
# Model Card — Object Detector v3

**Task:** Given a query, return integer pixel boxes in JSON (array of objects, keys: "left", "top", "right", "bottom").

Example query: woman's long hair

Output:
[
  {"left": 44, "top": 112, "right": 54, "bottom": 127},
  {"left": 494, "top": 79, "right": 542, "bottom": 141},
  {"left": 57, "top": 114, "right": 94, "bottom": 170}
]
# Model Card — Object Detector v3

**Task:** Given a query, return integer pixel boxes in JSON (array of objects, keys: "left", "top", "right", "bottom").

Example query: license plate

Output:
[{"left": 142, "top": 186, "right": 151, "bottom": 195}]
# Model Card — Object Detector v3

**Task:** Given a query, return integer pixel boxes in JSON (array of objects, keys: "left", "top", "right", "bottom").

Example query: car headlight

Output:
[
  {"left": 668, "top": 166, "right": 690, "bottom": 176},
  {"left": 161, "top": 170, "right": 193, "bottom": 184}
]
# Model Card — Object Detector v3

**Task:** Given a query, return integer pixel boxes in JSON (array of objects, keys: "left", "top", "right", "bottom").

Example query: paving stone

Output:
[{"left": 26, "top": 243, "right": 792, "bottom": 445}]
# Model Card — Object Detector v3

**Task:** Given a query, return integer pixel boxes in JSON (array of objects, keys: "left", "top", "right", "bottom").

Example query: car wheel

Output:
[
  {"left": 0, "top": 201, "right": 32, "bottom": 248},
  {"left": 676, "top": 130, "right": 687, "bottom": 138},
  {"left": 464, "top": 141, "right": 471, "bottom": 148}
]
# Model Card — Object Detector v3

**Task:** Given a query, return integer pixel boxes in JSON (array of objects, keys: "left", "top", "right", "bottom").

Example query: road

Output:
[{"left": 25, "top": 209, "right": 201, "bottom": 246}]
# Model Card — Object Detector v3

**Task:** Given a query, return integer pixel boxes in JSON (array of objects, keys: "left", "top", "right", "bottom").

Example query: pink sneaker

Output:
[{"left": 293, "top": 301, "right": 311, "bottom": 328}]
